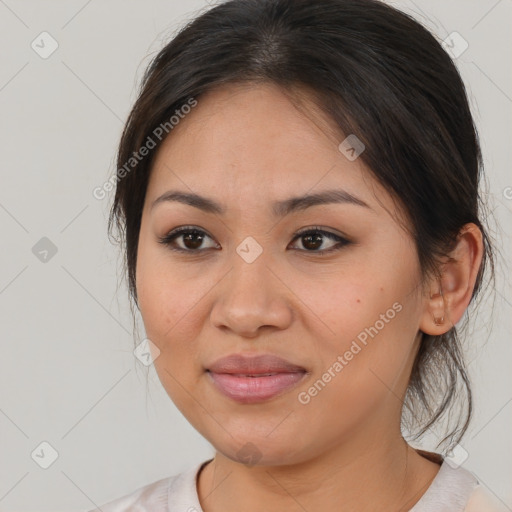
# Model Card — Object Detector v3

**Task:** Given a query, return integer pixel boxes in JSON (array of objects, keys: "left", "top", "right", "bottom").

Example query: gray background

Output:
[{"left": 0, "top": 0, "right": 510, "bottom": 510}]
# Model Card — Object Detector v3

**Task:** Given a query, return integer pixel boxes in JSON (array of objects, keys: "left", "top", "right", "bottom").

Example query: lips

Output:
[
  {"left": 206, "top": 353, "right": 307, "bottom": 375},
  {"left": 206, "top": 353, "right": 307, "bottom": 404}
]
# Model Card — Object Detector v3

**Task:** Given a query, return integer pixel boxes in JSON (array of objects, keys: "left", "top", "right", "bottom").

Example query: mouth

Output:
[
  {"left": 205, "top": 353, "right": 308, "bottom": 404},
  {"left": 206, "top": 371, "right": 307, "bottom": 403}
]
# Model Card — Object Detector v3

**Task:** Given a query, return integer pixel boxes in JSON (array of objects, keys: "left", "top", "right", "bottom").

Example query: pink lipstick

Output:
[{"left": 206, "top": 353, "right": 307, "bottom": 404}]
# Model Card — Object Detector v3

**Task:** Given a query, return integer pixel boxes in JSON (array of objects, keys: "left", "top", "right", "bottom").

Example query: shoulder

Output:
[
  {"left": 410, "top": 457, "right": 508, "bottom": 512},
  {"left": 464, "top": 484, "right": 510, "bottom": 512},
  {"left": 86, "top": 460, "right": 208, "bottom": 512},
  {"left": 86, "top": 474, "right": 172, "bottom": 512}
]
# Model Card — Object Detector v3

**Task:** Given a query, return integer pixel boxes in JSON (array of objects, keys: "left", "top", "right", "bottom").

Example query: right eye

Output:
[{"left": 157, "top": 226, "right": 220, "bottom": 252}]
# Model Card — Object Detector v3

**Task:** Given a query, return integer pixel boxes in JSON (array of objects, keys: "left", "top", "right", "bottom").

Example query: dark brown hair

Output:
[{"left": 107, "top": 0, "right": 497, "bottom": 451}]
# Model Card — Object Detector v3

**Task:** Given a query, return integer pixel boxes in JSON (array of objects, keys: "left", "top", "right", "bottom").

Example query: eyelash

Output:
[{"left": 157, "top": 225, "right": 350, "bottom": 255}]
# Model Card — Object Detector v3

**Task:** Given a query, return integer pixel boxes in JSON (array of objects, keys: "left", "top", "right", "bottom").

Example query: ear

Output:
[{"left": 419, "top": 223, "right": 484, "bottom": 335}]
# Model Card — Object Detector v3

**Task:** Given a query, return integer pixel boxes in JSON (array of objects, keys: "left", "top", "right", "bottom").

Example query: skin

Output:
[{"left": 135, "top": 82, "right": 484, "bottom": 512}]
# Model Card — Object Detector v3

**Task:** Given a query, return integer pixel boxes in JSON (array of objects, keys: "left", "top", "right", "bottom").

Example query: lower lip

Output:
[{"left": 207, "top": 371, "right": 307, "bottom": 404}]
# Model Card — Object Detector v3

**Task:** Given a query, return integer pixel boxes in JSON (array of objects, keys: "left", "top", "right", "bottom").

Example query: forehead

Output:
[{"left": 146, "top": 82, "right": 394, "bottom": 217}]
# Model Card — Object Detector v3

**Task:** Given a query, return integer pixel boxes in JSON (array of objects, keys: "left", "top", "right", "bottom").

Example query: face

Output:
[{"left": 136, "top": 82, "right": 426, "bottom": 466}]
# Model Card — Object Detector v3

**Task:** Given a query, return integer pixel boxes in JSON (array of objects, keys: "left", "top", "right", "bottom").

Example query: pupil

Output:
[
  {"left": 303, "top": 233, "right": 322, "bottom": 250},
  {"left": 184, "top": 231, "right": 203, "bottom": 249}
]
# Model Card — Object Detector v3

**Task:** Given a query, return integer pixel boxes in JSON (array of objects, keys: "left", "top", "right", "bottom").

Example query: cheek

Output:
[
  {"left": 135, "top": 255, "right": 212, "bottom": 399},
  {"left": 289, "top": 269, "right": 396, "bottom": 347},
  {"left": 138, "top": 284, "right": 205, "bottom": 362},
  {"left": 297, "top": 317, "right": 415, "bottom": 439},
  {"left": 137, "top": 273, "right": 178, "bottom": 343},
  {"left": 136, "top": 242, "right": 200, "bottom": 343},
  {"left": 137, "top": 261, "right": 206, "bottom": 406},
  {"left": 296, "top": 268, "right": 420, "bottom": 409},
  {"left": 287, "top": 240, "right": 415, "bottom": 337}
]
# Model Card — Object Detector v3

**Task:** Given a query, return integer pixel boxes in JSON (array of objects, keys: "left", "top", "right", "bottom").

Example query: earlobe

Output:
[
  {"left": 418, "top": 278, "right": 449, "bottom": 337},
  {"left": 419, "top": 223, "right": 484, "bottom": 336},
  {"left": 419, "top": 284, "right": 448, "bottom": 336},
  {"left": 429, "top": 289, "right": 445, "bottom": 326}
]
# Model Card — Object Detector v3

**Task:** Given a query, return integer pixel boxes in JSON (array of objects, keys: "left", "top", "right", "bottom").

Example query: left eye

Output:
[
  {"left": 288, "top": 228, "right": 349, "bottom": 253},
  {"left": 158, "top": 226, "right": 349, "bottom": 254}
]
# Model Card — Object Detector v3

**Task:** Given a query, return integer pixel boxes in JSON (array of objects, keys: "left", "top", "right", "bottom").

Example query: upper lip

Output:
[{"left": 206, "top": 353, "right": 307, "bottom": 375}]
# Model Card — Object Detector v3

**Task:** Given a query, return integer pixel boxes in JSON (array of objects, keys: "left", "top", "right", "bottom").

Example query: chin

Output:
[{"left": 204, "top": 428, "right": 313, "bottom": 468}]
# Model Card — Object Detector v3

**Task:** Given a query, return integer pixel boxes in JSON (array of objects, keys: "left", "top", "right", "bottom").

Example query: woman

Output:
[{"left": 91, "top": 0, "right": 504, "bottom": 510}]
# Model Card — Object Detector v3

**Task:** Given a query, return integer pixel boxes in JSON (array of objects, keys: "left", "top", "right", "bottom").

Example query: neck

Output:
[{"left": 197, "top": 432, "right": 441, "bottom": 512}]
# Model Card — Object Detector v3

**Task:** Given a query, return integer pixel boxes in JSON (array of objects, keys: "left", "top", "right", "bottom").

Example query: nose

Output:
[{"left": 209, "top": 250, "right": 293, "bottom": 338}]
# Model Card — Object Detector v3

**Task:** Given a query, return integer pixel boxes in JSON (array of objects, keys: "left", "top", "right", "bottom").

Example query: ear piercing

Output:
[{"left": 430, "top": 289, "right": 445, "bottom": 326}]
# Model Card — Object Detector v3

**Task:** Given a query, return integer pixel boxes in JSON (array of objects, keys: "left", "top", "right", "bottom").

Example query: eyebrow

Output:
[{"left": 151, "top": 189, "right": 372, "bottom": 216}]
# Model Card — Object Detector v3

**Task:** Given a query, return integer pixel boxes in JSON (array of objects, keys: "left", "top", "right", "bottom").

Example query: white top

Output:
[{"left": 88, "top": 458, "right": 507, "bottom": 512}]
